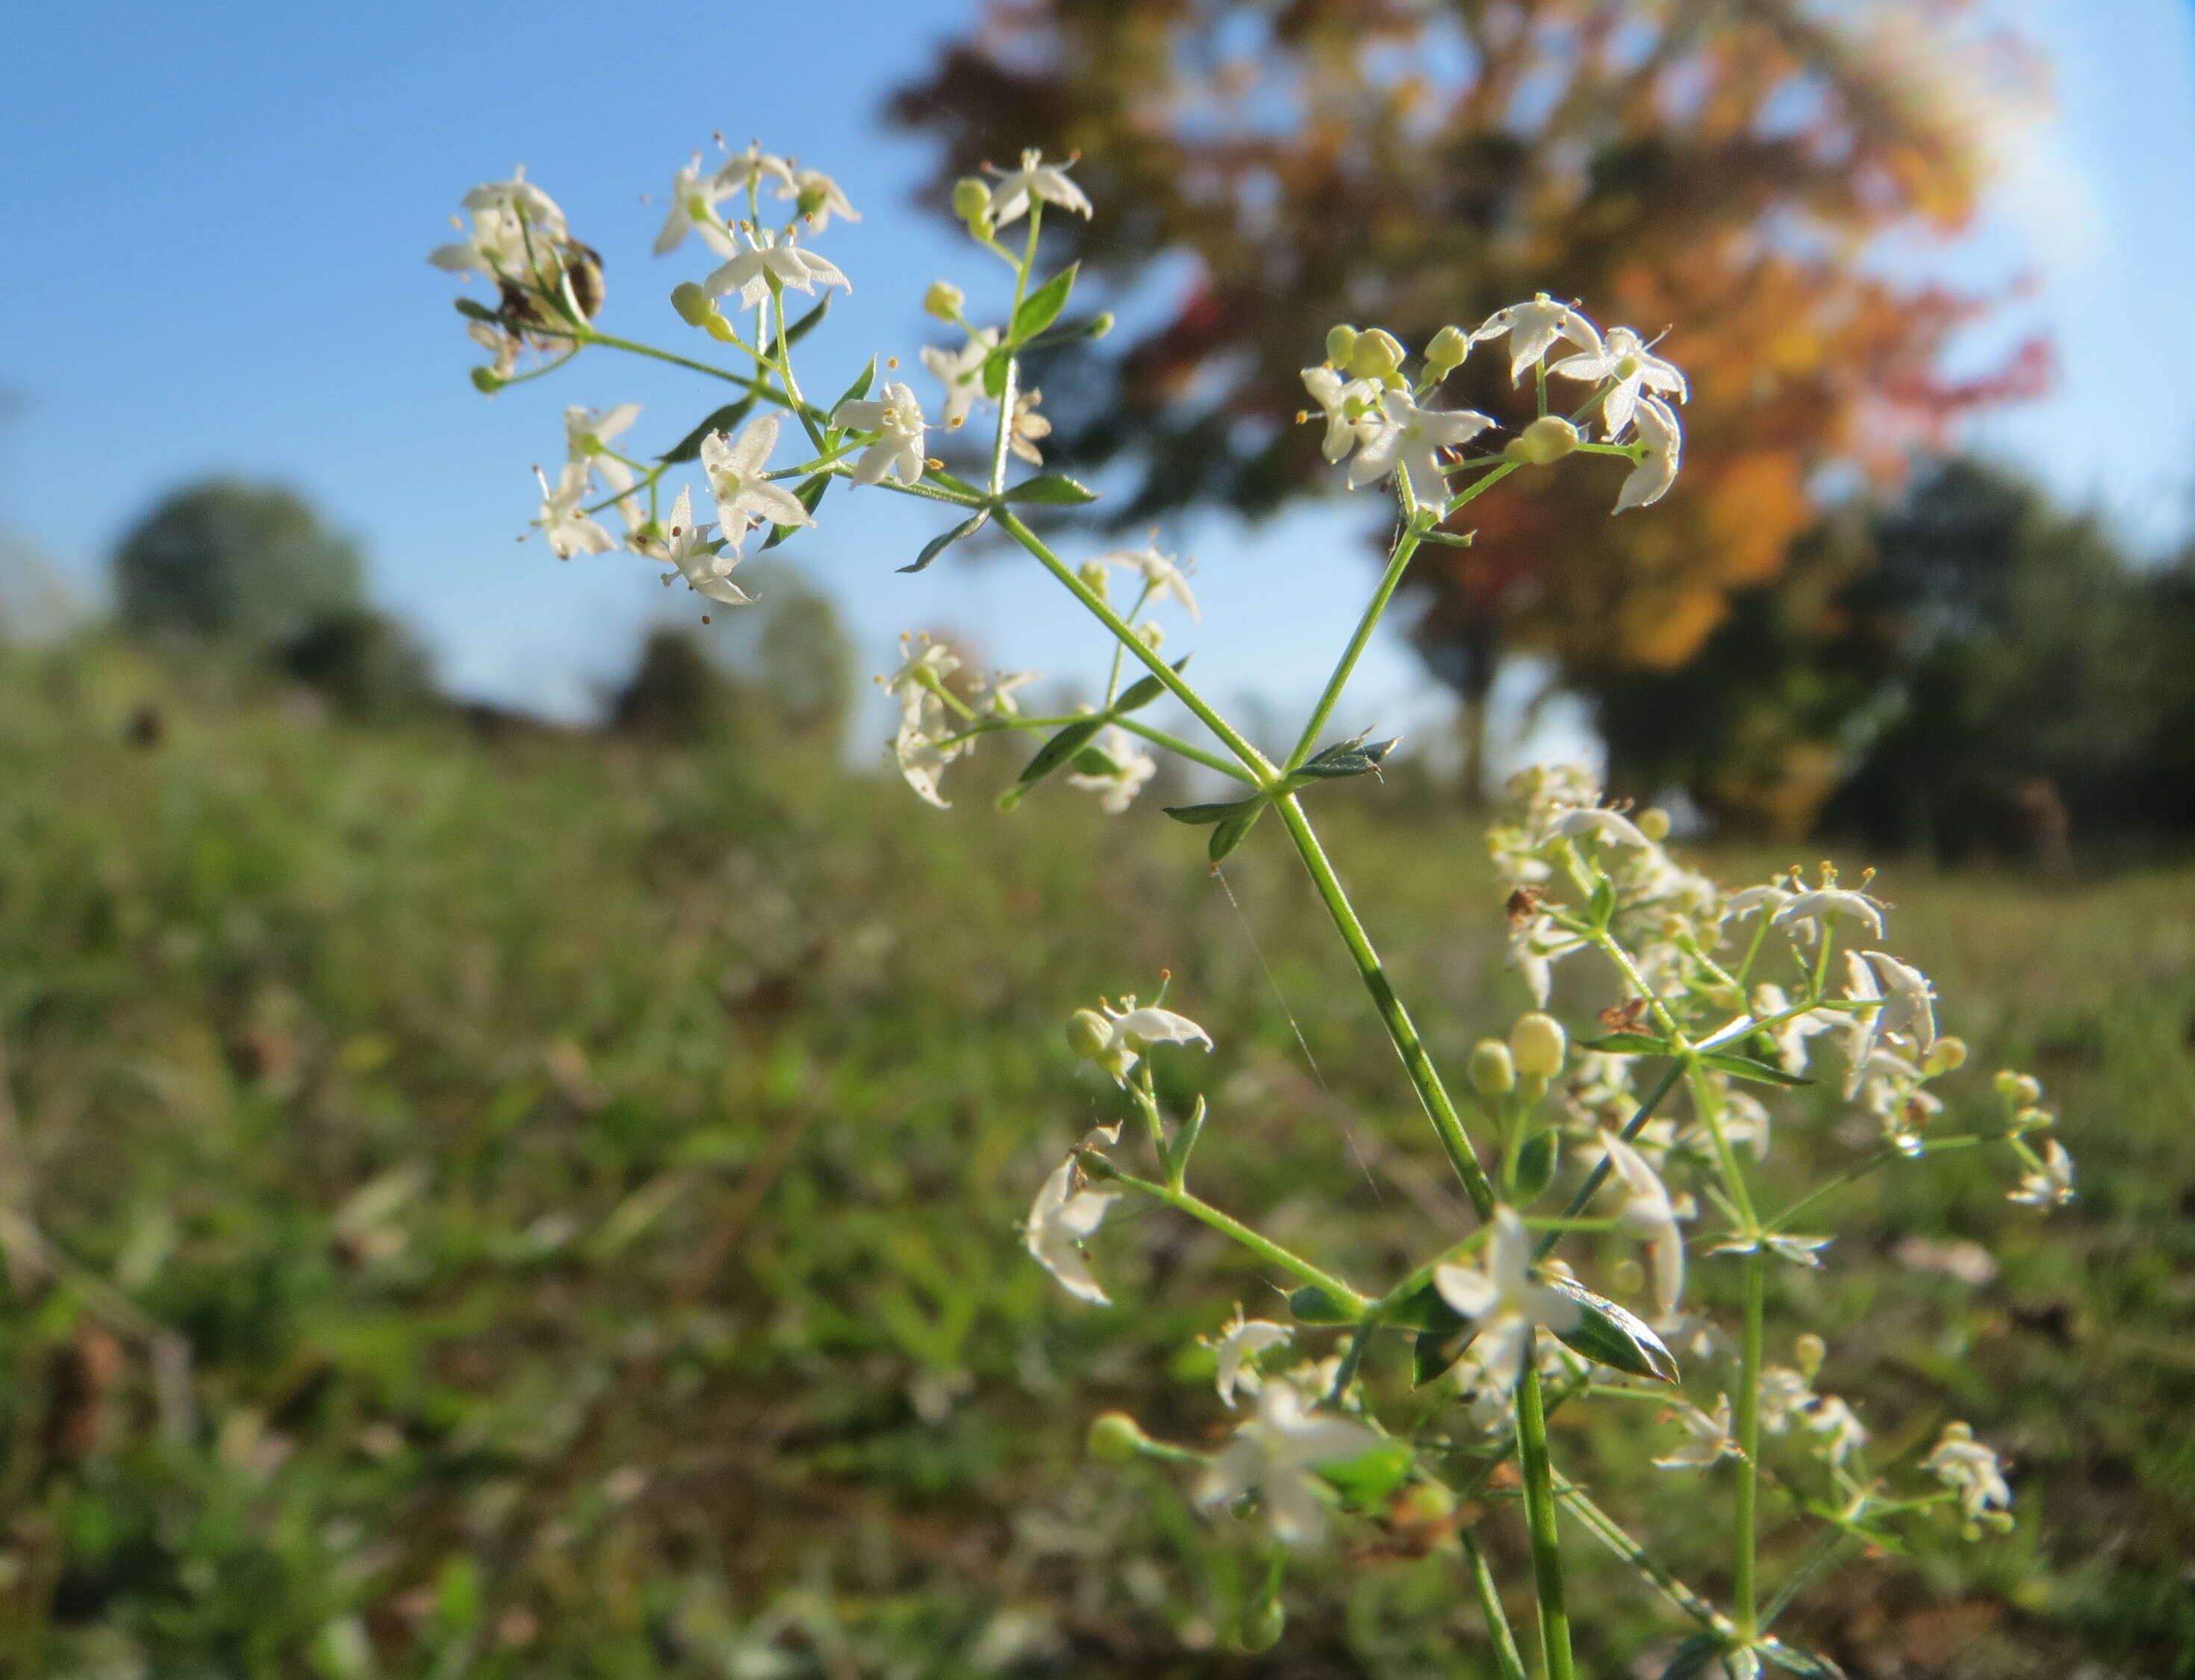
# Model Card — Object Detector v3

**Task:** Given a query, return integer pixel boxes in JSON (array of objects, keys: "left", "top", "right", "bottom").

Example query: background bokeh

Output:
[{"left": 2, "top": 2, "right": 2194, "bottom": 1676}]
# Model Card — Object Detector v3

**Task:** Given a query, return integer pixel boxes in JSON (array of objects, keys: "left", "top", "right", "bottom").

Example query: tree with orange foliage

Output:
[{"left": 892, "top": 0, "right": 2046, "bottom": 800}]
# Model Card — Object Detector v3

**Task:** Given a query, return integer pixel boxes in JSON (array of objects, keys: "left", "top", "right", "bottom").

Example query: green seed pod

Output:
[
  {"left": 1468, "top": 1039, "right": 1516, "bottom": 1098},
  {"left": 1086, "top": 1411, "right": 1146, "bottom": 1464},
  {"left": 1425, "top": 324, "right": 1469, "bottom": 377},
  {"left": 1240, "top": 1596, "right": 1286, "bottom": 1653},
  {"left": 1324, "top": 323, "right": 1360, "bottom": 366},
  {"left": 1510, "top": 1012, "right": 1568, "bottom": 1080},
  {"left": 1065, "top": 1008, "right": 1112, "bottom": 1061}
]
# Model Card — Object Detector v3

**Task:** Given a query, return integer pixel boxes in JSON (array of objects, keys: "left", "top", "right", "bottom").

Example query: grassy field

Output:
[{"left": 0, "top": 638, "right": 2189, "bottom": 1679}]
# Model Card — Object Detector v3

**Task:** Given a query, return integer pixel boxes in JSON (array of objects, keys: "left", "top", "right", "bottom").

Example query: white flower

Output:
[
  {"left": 1024, "top": 1157, "right": 1119, "bottom": 1305},
  {"left": 1840, "top": 949, "right": 1887, "bottom": 1095},
  {"left": 1099, "top": 543, "right": 1199, "bottom": 620},
  {"left": 921, "top": 329, "right": 998, "bottom": 429},
  {"left": 1600, "top": 1130, "right": 1687, "bottom": 1316},
  {"left": 988, "top": 149, "right": 1093, "bottom": 227},
  {"left": 531, "top": 463, "right": 614, "bottom": 559},
  {"left": 971, "top": 670, "right": 1036, "bottom": 717},
  {"left": 1923, "top": 1422, "right": 2011, "bottom": 1519},
  {"left": 1300, "top": 367, "right": 1380, "bottom": 464},
  {"left": 1065, "top": 724, "right": 1157, "bottom": 815},
  {"left": 1725, "top": 884, "right": 1795, "bottom": 922},
  {"left": 647, "top": 487, "right": 750, "bottom": 608},
  {"left": 891, "top": 715, "right": 958, "bottom": 810},
  {"left": 1750, "top": 983, "right": 1842, "bottom": 1077},
  {"left": 701, "top": 226, "right": 851, "bottom": 310},
  {"left": 1551, "top": 806, "right": 1654, "bottom": 849},
  {"left": 776, "top": 167, "right": 860, "bottom": 231},
  {"left": 564, "top": 403, "right": 642, "bottom": 500},
  {"left": 1469, "top": 293, "right": 1604, "bottom": 384},
  {"left": 1549, "top": 325, "right": 1688, "bottom": 441},
  {"left": 881, "top": 635, "right": 962, "bottom": 719},
  {"left": 2008, "top": 1139, "right": 2075, "bottom": 1209},
  {"left": 1654, "top": 1395, "right": 1737, "bottom": 1469},
  {"left": 1774, "top": 888, "right": 1887, "bottom": 942},
  {"left": 713, "top": 143, "right": 795, "bottom": 196},
  {"left": 1432, "top": 1208, "right": 1581, "bottom": 1393},
  {"left": 1346, "top": 390, "right": 1495, "bottom": 498},
  {"left": 1707, "top": 1232, "right": 1833, "bottom": 1269},
  {"left": 1074, "top": 998, "right": 1213, "bottom": 1086},
  {"left": 1510, "top": 915, "right": 1588, "bottom": 1009},
  {"left": 1613, "top": 395, "right": 1682, "bottom": 513},
  {"left": 834, "top": 382, "right": 928, "bottom": 488},
  {"left": 1009, "top": 388, "right": 1052, "bottom": 464},
  {"left": 653, "top": 154, "right": 730, "bottom": 256},
  {"left": 1195, "top": 1376, "right": 1382, "bottom": 1547},
  {"left": 1205, "top": 1307, "right": 1295, "bottom": 1408},
  {"left": 1862, "top": 951, "right": 1937, "bottom": 1054},
  {"left": 1805, "top": 1395, "right": 1869, "bottom": 1466},
  {"left": 699, "top": 414, "right": 814, "bottom": 548},
  {"left": 1757, "top": 1366, "right": 1816, "bottom": 1434}
]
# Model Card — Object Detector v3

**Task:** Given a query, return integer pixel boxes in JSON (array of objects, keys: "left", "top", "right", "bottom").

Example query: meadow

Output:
[{"left": 0, "top": 636, "right": 2188, "bottom": 1679}]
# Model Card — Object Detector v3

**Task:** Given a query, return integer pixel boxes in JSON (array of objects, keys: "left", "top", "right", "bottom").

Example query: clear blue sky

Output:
[{"left": 3, "top": 0, "right": 2191, "bottom": 756}]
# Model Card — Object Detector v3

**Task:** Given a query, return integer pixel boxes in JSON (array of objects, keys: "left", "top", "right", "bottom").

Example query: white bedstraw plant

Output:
[{"left": 432, "top": 139, "right": 2071, "bottom": 1679}]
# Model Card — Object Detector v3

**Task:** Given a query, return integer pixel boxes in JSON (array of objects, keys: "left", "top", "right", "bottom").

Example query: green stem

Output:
[
  {"left": 578, "top": 329, "right": 794, "bottom": 406},
  {"left": 1463, "top": 1533, "right": 1531, "bottom": 1680},
  {"left": 1555, "top": 1478, "right": 1731, "bottom": 1634},
  {"left": 1535, "top": 1059, "right": 1684, "bottom": 1261},
  {"left": 1734, "top": 1249, "right": 1766, "bottom": 1638},
  {"left": 1089, "top": 1160, "right": 1366, "bottom": 1310},
  {"left": 1513, "top": 1360, "right": 1576, "bottom": 1680},
  {"left": 1272, "top": 796, "right": 1496, "bottom": 1218}
]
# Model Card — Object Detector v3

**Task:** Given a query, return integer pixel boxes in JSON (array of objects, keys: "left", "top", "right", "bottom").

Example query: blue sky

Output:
[{"left": 3, "top": 0, "right": 2191, "bottom": 759}]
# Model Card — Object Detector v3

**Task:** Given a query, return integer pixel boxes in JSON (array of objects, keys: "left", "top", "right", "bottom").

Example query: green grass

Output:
[{"left": 0, "top": 638, "right": 2190, "bottom": 1678}]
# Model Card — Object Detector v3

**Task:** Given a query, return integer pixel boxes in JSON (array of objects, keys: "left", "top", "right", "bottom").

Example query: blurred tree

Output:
[
  {"left": 893, "top": 0, "right": 2046, "bottom": 792},
  {"left": 277, "top": 606, "right": 439, "bottom": 723},
  {"left": 113, "top": 479, "right": 365, "bottom": 652},
  {"left": 611, "top": 626, "right": 739, "bottom": 744}
]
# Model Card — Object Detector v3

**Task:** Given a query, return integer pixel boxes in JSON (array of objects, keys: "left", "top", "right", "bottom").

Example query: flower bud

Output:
[
  {"left": 1922, "top": 1036, "right": 1967, "bottom": 1077},
  {"left": 1392, "top": 1481, "right": 1456, "bottom": 1525},
  {"left": 1609, "top": 1257, "right": 1646, "bottom": 1298},
  {"left": 1138, "top": 623, "right": 1165, "bottom": 651},
  {"left": 1468, "top": 1039, "right": 1516, "bottom": 1098},
  {"left": 670, "top": 281, "right": 716, "bottom": 327},
  {"left": 1086, "top": 1410, "right": 1146, "bottom": 1464},
  {"left": 1240, "top": 1596, "right": 1286, "bottom": 1654},
  {"left": 1793, "top": 1332, "right": 1826, "bottom": 1380},
  {"left": 1324, "top": 323, "right": 1360, "bottom": 367},
  {"left": 1510, "top": 415, "right": 1581, "bottom": 466},
  {"left": 1087, "top": 311, "right": 1115, "bottom": 340},
  {"left": 1636, "top": 806, "right": 1672, "bottom": 841},
  {"left": 703, "top": 313, "right": 738, "bottom": 343},
  {"left": 1065, "top": 1008, "right": 1112, "bottom": 1060},
  {"left": 469, "top": 367, "right": 505, "bottom": 394},
  {"left": 923, "top": 280, "right": 965, "bottom": 321},
  {"left": 952, "top": 177, "right": 994, "bottom": 225},
  {"left": 1348, "top": 328, "right": 1406, "bottom": 379},
  {"left": 1425, "top": 324, "right": 1469, "bottom": 377},
  {"left": 2011, "top": 1074, "right": 2042, "bottom": 1108},
  {"left": 1077, "top": 559, "right": 1111, "bottom": 600},
  {"left": 1510, "top": 1012, "right": 1567, "bottom": 1080}
]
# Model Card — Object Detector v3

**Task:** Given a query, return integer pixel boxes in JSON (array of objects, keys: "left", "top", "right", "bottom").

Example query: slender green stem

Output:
[
  {"left": 1272, "top": 796, "right": 1496, "bottom": 1218},
  {"left": 1764, "top": 1135, "right": 1982, "bottom": 1233},
  {"left": 1536, "top": 1059, "right": 1684, "bottom": 1261},
  {"left": 1513, "top": 1360, "right": 1576, "bottom": 1680},
  {"left": 578, "top": 329, "right": 794, "bottom": 406},
  {"left": 1088, "top": 1158, "right": 1366, "bottom": 1310},
  {"left": 1555, "top": 1478, "right": 1731, "bottom": 1634},
  {"left": 1463, "top": 1532, "right": 1531, "bottom": 1680},
  {"left": 1760, "top": 1527, "right": 1850, "bottom": 1629},
  {"left": 1734, "top": 1248, "right": 1766, "bottom": 1637}
]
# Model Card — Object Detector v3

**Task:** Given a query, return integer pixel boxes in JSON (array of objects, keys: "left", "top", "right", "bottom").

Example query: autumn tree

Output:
[{"left": 892, "top": 0, "right": 2045, "bottom": 797}]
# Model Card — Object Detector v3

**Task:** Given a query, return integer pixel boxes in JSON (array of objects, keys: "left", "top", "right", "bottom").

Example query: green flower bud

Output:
[
  {"left": 1468, "top": 1039, "right": 1516, "bottom": 1098},
  {"left": 1608, "top": 1257, "right": 1646, "bottom": 1298},
  {"left": 1240, "top": 1596, "right": 1286, "bottom": 1654},
  {"left": 469, "top": 367, "right": 505, "bottom": 395},
  {"left": 703, "top": 313, "right": 738, "bottom": 343},
  {"left": 1086, "top": 1410, "right": 1147, "bottom": 1464},
  {"left": 670, "top": 281, "right": 716, "bottom": 327},
  {"left": 1510, "top": 1012, "right": 1568, "bottom": 1080},
  {"left": 1392, "top": 1481, "right": 1456, "bottom": 1525},
  {"left": 1922, "top": 1036, "right": 1968, "bottom": 1077},
  {"left": 1425, "top": 324, "right": 1469, "bottom": 377},
  {"left": 1139, "top": 622, "right": 1165, "bottom": 651},
  {"left": 1087, "top": 311, "right": 1115, "bottom": 340},
  {"left": 1348, "top": 328, "right": 1406, "bottom": 379},
  {"left": 2011, "top": 1073, "right": 2043, "bottom": 1107},
  {"left": 1793, "top": 1332, "right": 1826, "bottom": 1380},
  {"left": 952, "top": 177, "right": 994, "bottom": 224},
  {"left": 1324, "top": 323, "right": 1360, "bottom": 367},
  {"left": 1077, "top": 559, "right": 1111, "bottom": 600},
  {"left": 1066, "top": 1008, "right": 1112, "bottom": 1060},
  {"left": 1516, "top": 414, "right": 1581, "bottom": 466},
  {"left": 923, "top": 280, "right": 965, "bottom": 321},
  {"left": 1636, "top": 806, "right": 1672, "bottom": 841}
]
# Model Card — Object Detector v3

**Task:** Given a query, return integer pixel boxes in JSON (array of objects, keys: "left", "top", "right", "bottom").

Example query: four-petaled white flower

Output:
[
  {"left": 1613, "top": 395, "right": 1682, "bottom": 513},
  {"left": 776, "top": 167, "right": 860, "bottom": 231},
  {"left": 1750, "top": 983, "right": 1843, "bottom": 1077},
  {"left": 989, "top": 149, "right": 1094, "bottom": 227},
  {"left": 1805, "top": 1394, "right": 1869, "bottom": 1466},
  {"left": 1024, "top": 1157, "right": 1119, "bottom": 1305},
  {"left": 1470, "top": 293, "right": 1604, "bottom": 384},
  {"left": 834, "top": 382, "right": 928, "bottom": 488},
  {"left": 701, "top": 225, "right": 852, "bottom": 310},
  {"left": 1009, "top": 387, "right": 1053, "bottom": 464},
  {"left": 1600, "top": 1130, "right": 1687, "bottom": 1316},
  {"left": 2008, "top": 1139, "right": 2074, "bottom": 1208},
  {"left": 1075, "top": 998, "right": 1214, "bottom": 1086},
  {"left": 647, "top": 486, "right": 750, "bottom": 608},
  {"left": 700, "top": 414, "right": 814, "bottom": 550},
  {"left": 1195, "top": 1376, "right": 1383, "bottom": 1547},
  {"left": 1756, "top": 1366, "right": 1816, "bottom": 1434},
  {"left": 882, "top": 635, "right": 961, "bottom": 715},
  {"left": 1654, "top": 1395, "right": 1737, "bottom": 1469},
  {"left": 1433, "top": 1207, "right": 1581, "bottom": 1393},
  {"left": 653, "top": 155, "right": 730, "bottom": 256},
  {"left": 714, "top": 143, "right": 795, "bottom": 196},
  {"left": 564, "top": 403, "right": 642, "bottom": 500},
  {"left": 532, "top": 463, "right": 614, "bottom": 559},
  {"left": 1707, "top": 1232, "right": 1833, "bottom": 1269},
  {"left": 1347, "top": 390, "right": 1495, "bottom": 499},
  {"left": 1725, "top": 884, "right": 1796, "bottom": 922},
  {"left": 1861, "top": 950, "right": 1937, "bottom": 1054},
  {"left": 1922, "top": 1422, "right": 2011, "bottom": 1519},
  {"left": 891, "top": 717, "right": 958, "bottom": 810},
  {"left": 1300, "top": 366, "right": 1381, "bottom": 464},
  {"left": 1205, "top": 1307, "right": 1295, "bottom": 1408},
  {"left": 921, "top": 329, "right": 998, "bottom": 429},
  {"left": 1065, "top": 724, "right": 1158, "bottom": 815},
  {"left": 1773, "top": 887, "right": 1887, "bottom": 942},
  {"left": 1100, "top": 542, "right": 1200, "bottom": 620},
  {"left": 1550, "top": 325, "right": 1689, "bottom": 441},
  {"left": 1551, "top": 806, "right": 1654, "bottom": 849},
  {"left": 971, "top": 669, "right": 1036, "bottom": 717}
]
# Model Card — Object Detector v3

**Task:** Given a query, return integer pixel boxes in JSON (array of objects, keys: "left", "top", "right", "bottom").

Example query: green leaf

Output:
[
  {"left": 1317, "top": 1440, "right": 1413, "bottom": 1509},
  {"left": 1209, "top": 803, "right": 1266, "bottom": 862},
  {"left": 1546, "top": 1277, "right": 1680, "bottom": 1382},
  {"left": 1012, "top": 264, "right": 1079, "bottom": 342},
  {"left": 1758, "top": 1639, "right": 1846, "bottom": 1679},
  {"left": 1581, "top": 1033, "right": 1677, "bottom": 1055},
  {"left": 1162, "top": 795, "right": 1261, "bottom": 827},
  {"left": 927, "top": 466, "right": 983, "bottom": 499},
  {"left": 832, "top": 355, "right": 877, "bottom": 421},
  {"left": 1113, "top": 655, "right": 1190, "bottom": 714},
  {"left": 1286, "top": 1284, "right": 1360, "bottom": 1325},
  {"left": 761, "top": 474, "right": 829, "bottom": 550},
  {"left": 1654, "top": 1633, "right": 1731, "bottom": 1680},
  {"left": 1016, "top": 718, "right": 1105, "bottom": 787},
  {"left": 658, "top": 396, "right": 759, "bottom": 465},
  {"left": 1413, "top": 1324, "right": 1478, "bottom": 1387},
  {"left": 783, "top": 290, "right": 832, "bottom": 347},
  {"left": 1589, "top": 873, "right": 1616, "bottom": 925},
  {"left": 1511, "top": 1130, "right": 1560, "bottom": 1204},
  {"left": 1002, "top": 473, "right": 1100, "bottom": 505},
  {"left": 453, "top": 296, "right": 503, "bottom": 323},
  {"left": 899, "top": 508, "right": 990, "bottom": 574},
  {"left": 1291, "top": 735, "right": 1399, "bottom": 781},
  {"left": 1068, "top": 744, "right": 1121, "bottom": 777},
  {"left": 981, "top": 347, "right": 1010, "bottom": 399},
  {"left": 1701, "top": 1051, "right": 1812, "bottom": 1088},
  {"left": 1388, "top": 1280, "right": 1466, "bottom": 1334}
]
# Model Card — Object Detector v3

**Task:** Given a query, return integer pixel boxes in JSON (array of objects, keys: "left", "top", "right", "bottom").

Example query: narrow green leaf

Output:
[
  {"left": 783, "top": 290, "right": 832, "bottom": 347},
  {"left": 1388, "top": 1280, "right": 1466, "bottom": 1334},
  {"left": 1758, "top": 1640, "right": 1846, "bottom": 1679},
  {"left": 899, "top": 507, "right": 990, "bottom": 574},
  {"left": 1294, "top": 735, "right": 1399, "bottom": 781},
  {"left": 1002, "top": 473, "right": 1100, "bottom": 505},
  {"left": 1701, "top": 1051, "right": 1812, "bottom": 1088},
  {"left": 1017, "top": 718, "right": 1104, "bottom": 786},
  {"left": 1068, "top": 743, "right": 1120, "bottom": 777},
  {"left": 1589, "top": 874, "right": 1616, "bottom": 924},
  {"left": 1654, "top": 1633, "right": 1731, "bottom": 1680},
  {"left": 1413, "top": 1325, "right": 1478, "bottom": 1387},
  {"left": 1581, "top": 1033, "right": 1678, "bottom": 1055},
  {"left": 1012, "top": 264, "right": 1079, "bottom": 342},
  {"left": 1286, "top": 1284, "right": 1360, "bottom": 1325},
  {"left": 1114, "top": 655, "right": 1191, "bottom": 715},
  {"left": 981, "top": 347, "right": 1010, "bottom": 399},
  {"left": 1317, "top": 1440, "right": 1414, "bottom": 1509},
  {"left": 1209, "top": 803, "right": 1265, "bottom": 862},
  {"left": 1511, "top": 1130, "right": 1560, "bottom": 1204},
  {"left": 761, "top": 474, "right": 829, "bottom": 550},
  {"left": 659, "top": 396, "right": 759, "bottom": 464},
  {"left": 1162, "top": 796, "right": 1260, "bottom": 827},
  {"left": 453, "top": 296, "right": 503, "bottom": 323},
  {"left": 1546, "top": 1277, "right": 1680, "bottom": 1382},
  {"left": 832, "top": 355, "right": 877, "bottom": 422}
]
